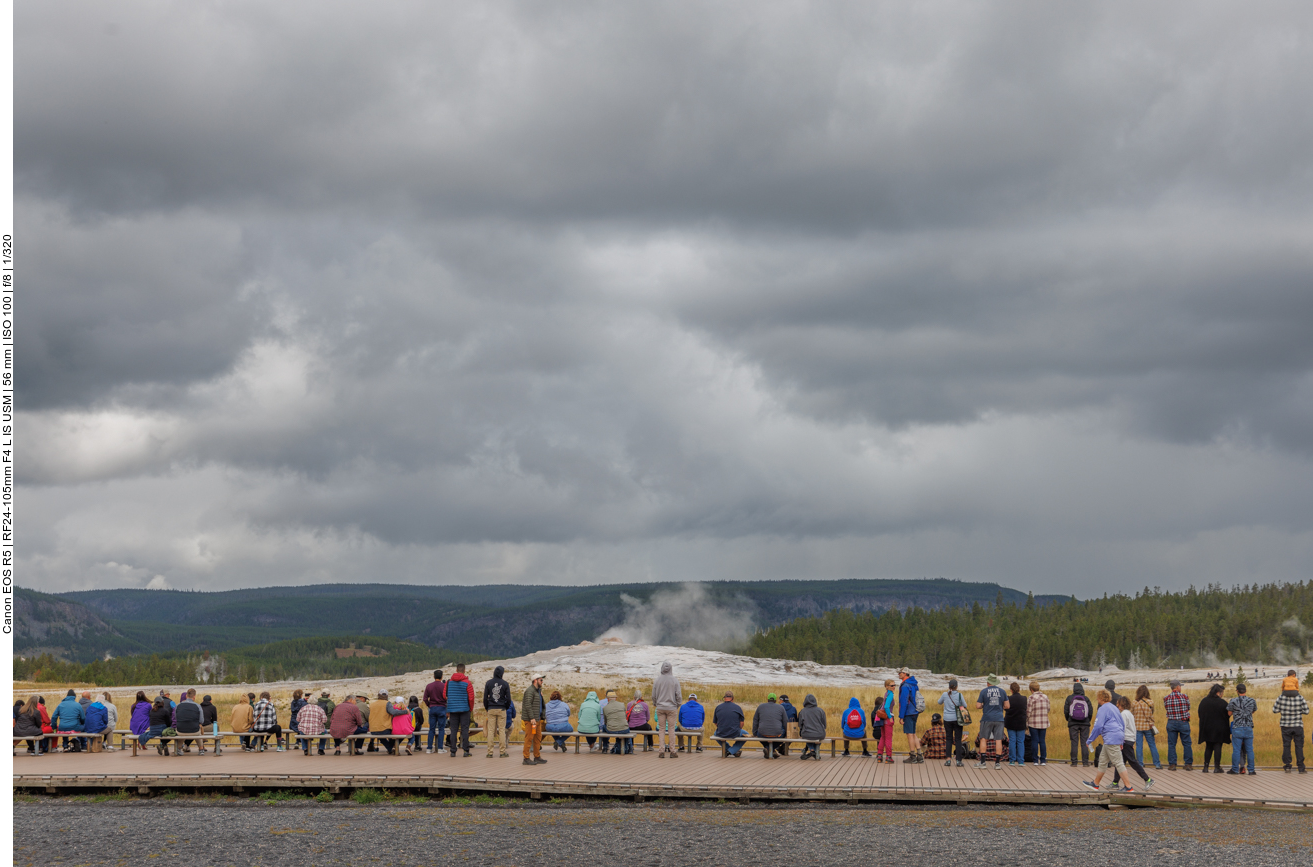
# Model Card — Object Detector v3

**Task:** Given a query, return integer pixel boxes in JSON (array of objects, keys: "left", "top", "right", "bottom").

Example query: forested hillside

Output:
[
  {"left": 14, "top": 636, "right": 490, "bottom": 686},
  {"left": 747, "top": 583, "right": 1313, "bottom": 675}
]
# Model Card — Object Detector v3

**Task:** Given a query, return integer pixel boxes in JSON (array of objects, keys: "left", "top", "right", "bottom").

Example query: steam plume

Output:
[{"left": 596, "top": 583, "right": 756, "bottom": 652}]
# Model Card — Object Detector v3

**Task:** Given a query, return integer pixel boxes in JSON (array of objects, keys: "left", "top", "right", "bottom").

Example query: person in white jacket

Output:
[
  {"left": 651, "top": 661, "right": 683, "bottom": 757},
  {"left": 101, "top": 692, "right": 119, "bottom": 751}
]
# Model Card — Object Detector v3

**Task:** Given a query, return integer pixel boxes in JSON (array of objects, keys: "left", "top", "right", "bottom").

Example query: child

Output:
[
  {"left": 1283, "top": 670, "right": 1301, "bottom": 696},
  {"left": 407, "top": 696, "right": 424, "bottom": 752}
]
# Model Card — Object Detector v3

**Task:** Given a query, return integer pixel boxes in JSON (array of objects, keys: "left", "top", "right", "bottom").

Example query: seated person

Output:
[{"left": 921, "top": 713, "right": 948, "bottom": 760}]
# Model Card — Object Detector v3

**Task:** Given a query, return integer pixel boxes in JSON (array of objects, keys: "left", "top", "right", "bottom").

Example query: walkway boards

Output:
[{"left": 14, "top": 750, "right": 1313, "bottom": 811}]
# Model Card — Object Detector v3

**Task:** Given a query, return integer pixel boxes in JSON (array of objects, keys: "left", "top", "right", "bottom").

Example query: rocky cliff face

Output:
[{"left": 14, "top": 588, "right": 123, "bottom": 658}]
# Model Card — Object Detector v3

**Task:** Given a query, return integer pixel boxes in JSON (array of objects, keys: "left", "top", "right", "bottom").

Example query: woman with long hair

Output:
[
  {"left": 1198, "top": 683, "right": 1230, "bottom": 773},
  {"left": 14, "top": 696, "right": 45, "bottom": 754},
  {"left": 129, "top": 691, "right": 152, "bottom": 737},
  {"left": 1133, "top": 685, "right": 1161, "bottom": 770}
]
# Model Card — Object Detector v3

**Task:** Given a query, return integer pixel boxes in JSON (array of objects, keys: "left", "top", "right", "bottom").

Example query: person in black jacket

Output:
[
  {"left": 174, "top": 690, "right": 204, "bottom": 754},
  {"left": 199, "top": 695, "right": 219, "bottom": 754},
  {"left": 483, "top": 666, "right": 513, "bottom": 758},
  {"left": 1197, "top": 684, "right": 1231, "bottom": 773},
  {"left": 140, "top": 697, "right": 175, "bottom": 755},
  {"left": 1064, "top": 681, "right": 1094, "bottom": 766}
]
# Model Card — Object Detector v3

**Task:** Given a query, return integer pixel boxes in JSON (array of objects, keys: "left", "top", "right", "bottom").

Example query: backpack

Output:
[
  {"left": 845, "top": 708, "right": 863, "bottom": 730},
  {"left": 915, "top": 692, "right": 926, "bottom": 714},
  {"left": 1070, "top": 696, "right": 1089, "bottom": 721}
]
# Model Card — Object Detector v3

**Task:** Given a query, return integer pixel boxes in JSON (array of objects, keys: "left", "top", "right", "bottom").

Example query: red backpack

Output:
[{"left": 845, "top": 708, "right": 863, "bottom": 730}]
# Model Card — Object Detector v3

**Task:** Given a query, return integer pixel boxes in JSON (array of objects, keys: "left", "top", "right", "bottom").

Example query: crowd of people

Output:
[{"left": 15, "top": 665, "right": 1310, "bottom": 788}]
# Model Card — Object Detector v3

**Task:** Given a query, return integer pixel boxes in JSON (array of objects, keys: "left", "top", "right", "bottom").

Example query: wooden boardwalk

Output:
[{"left": 14, "top": 748, "right": 1313, "bottom": 811}]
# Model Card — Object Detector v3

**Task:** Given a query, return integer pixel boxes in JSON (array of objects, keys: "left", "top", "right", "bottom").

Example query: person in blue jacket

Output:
[
  {"left": 898, "top": 668, "right": 923, "bottom": 764},
  {"left": 840, "top": 697, "right": 870, "bottom": 757},
  {"left": 52, "top": 690, "right": 88, "bottom": 752},
  {"left": 677, "top": 693, "right": 705, "bottom": 752},
  {"left": 84, "top": 698, "right": 111, "bottom": 750}
]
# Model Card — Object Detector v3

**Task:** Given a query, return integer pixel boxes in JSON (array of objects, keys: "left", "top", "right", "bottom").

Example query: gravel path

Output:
[{"left": 15, "top": 800, "right": 1312, "bottom": 866}]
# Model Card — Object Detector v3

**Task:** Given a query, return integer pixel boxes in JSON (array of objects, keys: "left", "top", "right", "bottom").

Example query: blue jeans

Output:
[
  {"left": 1230, "top": 726, "right": 1254, "bottom": 772},
  {"left": 1028, "top": 727, "right": 1047, "bottom": 763},
  {"left": 601, "top": 725, "right": 630, "bottom": 753},
  {"left": 726, "top": 729, "right": 748, "bottom": 757},
  {"left": 1166, "top": 720, "right": 1193, "bottom": 767},
  {"left": 1007, "top": 729, "right": 1026, "bottom": 763},
  {"left": 1136, "top": 730, "right": 1161, "bottom": 768},
  {"left": 545, "top": 722, "right": 572, "bottom": 749},
  {"left": 426, "top": 708, "right": 447, "bottom": 752},
  {"left": 138, "top": 724, "right": 166, "bottom": 749}
]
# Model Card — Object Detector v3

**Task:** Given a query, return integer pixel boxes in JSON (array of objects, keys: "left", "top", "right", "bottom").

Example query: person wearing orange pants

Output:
[{"left": 521, "top": 675, "right": 547, "bottom": 766}]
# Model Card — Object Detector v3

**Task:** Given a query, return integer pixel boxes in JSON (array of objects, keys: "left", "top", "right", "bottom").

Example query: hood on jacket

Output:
[
  {"left": 847, "top": 697, "right": 860, "bottom": 709},
  {"left": 494, "top": 666, "right": 505, "bottom": 678},
  {"left": 660, "top": 661, "right": 672, "bottom": 674},
  {"left": 584, "top": 691, "right": 598, "bottom": 702},
  {"left": 804, "top": 695, "right": 817, "bottom": 708},
  {"left": 1073, "top": 683, "right": 1086, "bottom": 695}
]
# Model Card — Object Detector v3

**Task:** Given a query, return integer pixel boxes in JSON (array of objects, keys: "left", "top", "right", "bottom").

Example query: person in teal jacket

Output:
[
  {"left": 840, "top": 697, "right": 870, "bottom": 757},
  {"left": 576, "top": 691, "right": 602, "bottom": 750},
  {"left": 52, "top": 690, "right": 87, "bottom": 752}
]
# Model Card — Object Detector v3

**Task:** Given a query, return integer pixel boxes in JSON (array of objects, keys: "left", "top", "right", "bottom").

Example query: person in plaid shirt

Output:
[
  {"left": 296, "top": 699, "right": 329, "bottom": 755},
  {"left": 251, "top": 691, "right": 286, "bottom": 752},
  {"left": 1133, "top": 685, "right": 1162, "bottom": 770},
  {"left": 1271, "top": 689, "right": 1309, "bottom": 773},
  {"left": 1026, "top": 682, "right": 1050, "bottom": 766},
  {"left": 921, "top": 714, "right": 948, "bottom": 759},
  {"left": 1162, "top": 679, "right": 1193, "bottom": 770}
]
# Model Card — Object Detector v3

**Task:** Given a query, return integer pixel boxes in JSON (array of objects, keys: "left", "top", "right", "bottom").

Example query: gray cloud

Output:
[{"left": 17, "top": 2, "right": 1313, "bottom": 594}]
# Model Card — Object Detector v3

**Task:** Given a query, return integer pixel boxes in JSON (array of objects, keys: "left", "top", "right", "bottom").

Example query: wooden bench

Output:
[
  {"left": 533, "top": 730, "right": 643, "bottom": 753},
  {"left": 675, "top": 728, "right": 705, "bottom": 751},
  {"left": 711, "top": 735, "right": 831, "bottom": 757},
  {"left": 13, "top": 733, "right": 106, "bottom": 754}
]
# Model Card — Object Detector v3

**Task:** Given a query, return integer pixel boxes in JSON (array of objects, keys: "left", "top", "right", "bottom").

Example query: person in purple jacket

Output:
[
  {"left": 1083, "top": 690, "right": 1133, "bottom": 793},
  {"left": 129, "top": 691, "right": 153, "bottom": 736}
]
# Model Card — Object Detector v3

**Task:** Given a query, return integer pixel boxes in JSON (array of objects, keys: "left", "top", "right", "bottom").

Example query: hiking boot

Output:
[
  {"left": 903, "top": 753, "right": 917, "bottom": 763},
  {"left": 1183, "top": 764, "right": 1193, "bottom": 771},
  {"left": 534, "top": 757, "right": 547, "bottom": 765},
  {"left": 1200, "top": 767, "right": 1209, "bottom": 773},
  {"left": 956, "top": 760, "right": 964, "bottom": 768},
  {"left": 658, "top": 750, "right": 666, "bottom": 758},
  {"left": 669, "top": 748, "right": 677, "bottom": 758},
  {"left": 1167, "top": 764, "right": 1176, "bottom": 771},
  {"left": 523, "top": 758, "right": 536, "bottom": 766},
  {"left": 1226, "top": 768, "right": 1241, "bottom": 775},
  {"left": 914, "top": 752, "right": 924, "bottom": 764},
  {"left": 944, "top": 760, "right": 953, "bottom": 767},
  {"left": 974, "top": 761, "right": 987, "bottom": 769},
  {"left": 463, "top": 751, "right": 472, "bottom": 757},
  {"left": 1247, "top": 770, "right": 1257, "bottom": 775}
]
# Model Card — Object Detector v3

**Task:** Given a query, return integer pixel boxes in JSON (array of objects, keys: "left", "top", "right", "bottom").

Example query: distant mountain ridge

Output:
[{"left": 22, "top": 579, "right": 1071, "bottom": 663}]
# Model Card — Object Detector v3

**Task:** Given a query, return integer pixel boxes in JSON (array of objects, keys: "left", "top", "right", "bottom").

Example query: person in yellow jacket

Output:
[
  {"left": 367, "top": 690, "right": 408, "bottom": 754},
  {"left": 231, "top": 693, "right": 254, "bottom": 750}
]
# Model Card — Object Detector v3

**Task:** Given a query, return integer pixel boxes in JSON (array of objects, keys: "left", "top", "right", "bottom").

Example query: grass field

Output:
[{"left": 14, "top": 679, "right": 1305, "bottom": 768}]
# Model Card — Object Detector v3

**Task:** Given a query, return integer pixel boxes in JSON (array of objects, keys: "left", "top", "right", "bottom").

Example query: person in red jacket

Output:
[
  {"left": 445, "top": 663, "right": 476, "bottom": 757},
  {"left": 328, "top": 693, "right": 365, "bottom": 756}
]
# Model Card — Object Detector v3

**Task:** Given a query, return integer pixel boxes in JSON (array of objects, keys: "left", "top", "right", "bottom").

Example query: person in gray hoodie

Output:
[
  {"left": 752, "top": 693, "right": 789, "bottom": 759},
  {"left": 797, "top": 694, "right": 827, "bottom": 760},
  {"left": 652, "top": 661, "right": 683, "bottom": 758}
]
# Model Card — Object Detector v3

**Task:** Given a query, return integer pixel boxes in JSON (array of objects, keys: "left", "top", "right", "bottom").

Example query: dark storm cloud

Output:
[{"left": 16, "top": 1, "right": 1313, "bottom": 592}]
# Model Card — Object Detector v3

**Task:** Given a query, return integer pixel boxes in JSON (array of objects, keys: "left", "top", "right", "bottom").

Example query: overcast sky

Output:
[{"left": 17, "top": 2, "right": 1313, "bottom": 596}]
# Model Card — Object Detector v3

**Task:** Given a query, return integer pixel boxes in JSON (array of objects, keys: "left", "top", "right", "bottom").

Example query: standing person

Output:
[
  {"left": 252, "top": 691, "right": 286, "bottom": 752},
  {"left": 576, "top": 691, "right": 603, "bottom": 751},
  {"left": 1105, "top": 679, "right": 1124, "bottom": 709},
  {"left": 521, "top": 675, "right": 547, "bottom": 766},
  {"left": 445, "top": 663, "right": 476, "bottom": 758},
  {"left": 1083, "top": 690, "right": 1132, "bottom": 793},
  {"left": 422, "top": 670, "right": 448, "bottom": 755},
  {"left": 752, "top": 693, "right": 788, "bottom": 759},
  {"left": 876, "top": 680, "right": 897, "bottom": 761},
  {"left": 545, "top": 691, "right": 572, "bottom": 752},
  {"left": 652, "top": 661, "right": 682, "bottom": 758},
  {"left": 898, "top": 668, "right": 923, "bottom": 764},
  {"left": 713, "top": 691, "right": 747, "bottom": 758},
  {"left": 938, "top": 679, "right": 968, "bottom": 767},
  {"left": 1004, "top": 682, "right": 1028, "bottom": 766},
  {"left": 232, "top": 694, "right": 255, "bottom": 751},
  {"left": 1227, "top": 682, "right": 1259, "bottom": 776},
  {"left": 100, "top": 692, "right": 120, "bottom": 751},
  {"left": 1027, "top": 681, "right": 1051, "bottom": 767},
  {"left": 627, "top": 690, "right": 653, "bottom": 750},
  {"left": 1163, "top": 679, "right": 1194, "bottom": 771},
  {"left": 1064, "top": 682, "right": 1093, "bottom": 767},
  {"left": 297, "top": 697, "right": 328, "bottom": 755},
  {"left": 1272, "top": 684, "right": 1310, "bottom": 773},
  {"left": 840, "top": 696, "right": 869, "bottom": 757},
  {"left": 676, "top": 693, "right": 704, "bottom": 753},
  {"left": 975, "top": 676, "right": 1009, "bottom": 769},
  {"left": 1197, "top": 683, "right": 1230, "bottom": 773},
  {"left": 329, "top": 693, "right": 365, "bottom": 755},
  {"left": 601, "top": 690, "right": 632, "bottom": 754},
  {"left": 481, "top": 666, "right": 511, "bottom": 758},
  {"left": 1110, "top": 696, "right": 1154, "bottom": 790},
  {"left": 1133, "top": 685, "right": 1162, "bottom": 770},
  {"left": 797, "top": 694, "right": 827, "bottom": 760}
]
